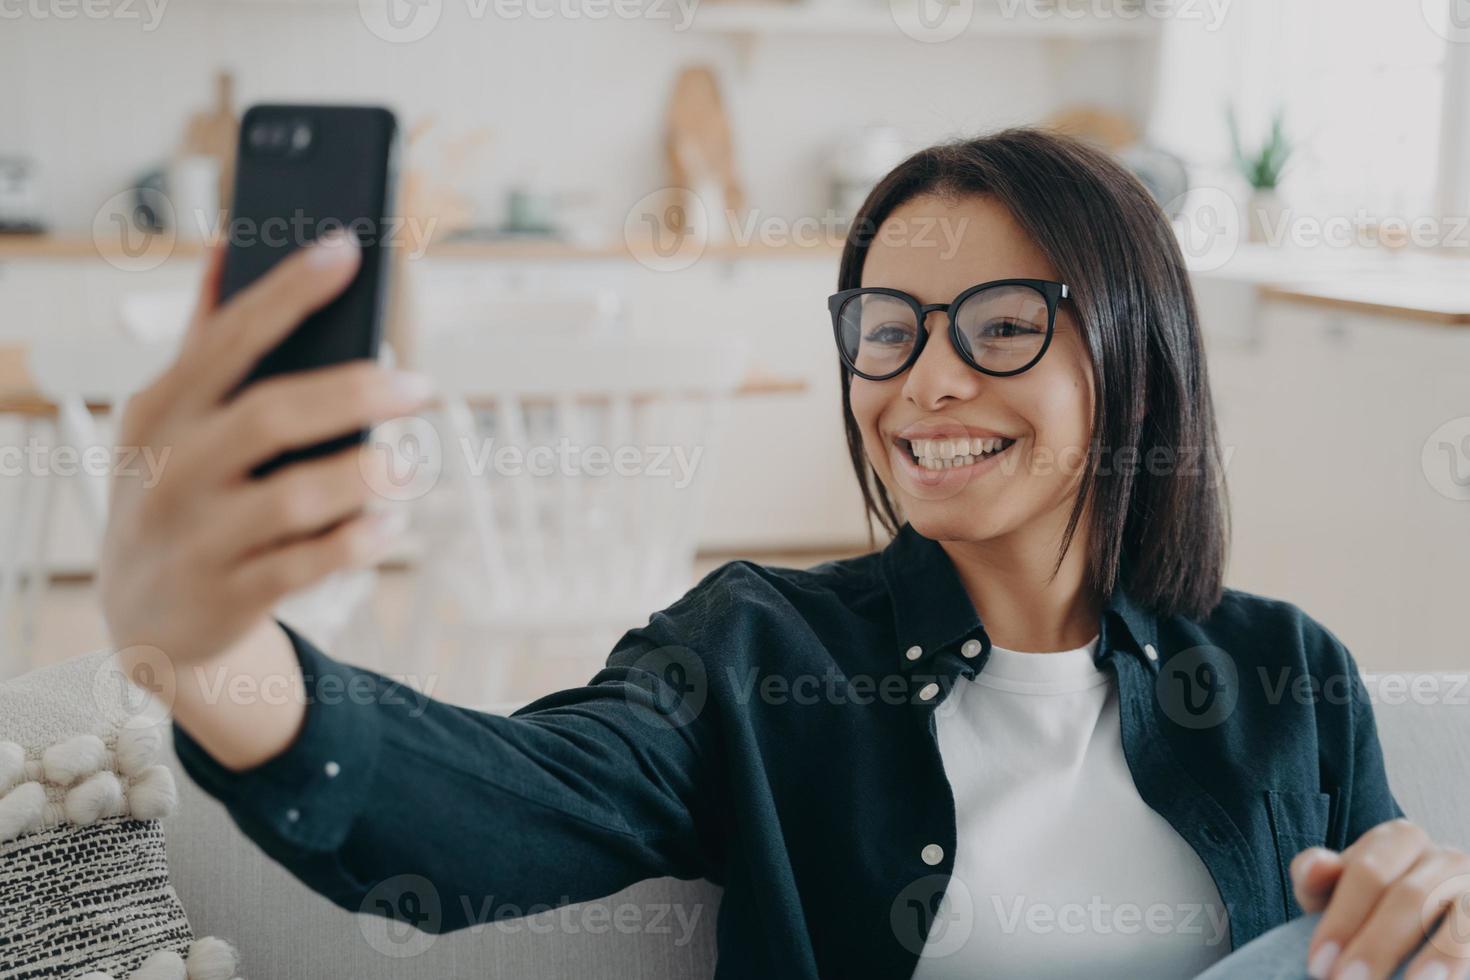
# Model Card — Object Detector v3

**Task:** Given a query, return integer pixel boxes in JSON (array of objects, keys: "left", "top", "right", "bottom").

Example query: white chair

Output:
[
  {"left": 401, "top": 335, "right": 748, "bottom": 707},
  {"left": 0, "top": 338, "right": 174, "bottom": 674},
  {"left": 7, "top": 331, "right": 393, "bottom": 675}
]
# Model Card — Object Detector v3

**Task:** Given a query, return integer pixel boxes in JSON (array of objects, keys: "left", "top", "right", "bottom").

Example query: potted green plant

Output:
[{"left": 1226, "top": 105, "right": 1291, "bottom": 244}]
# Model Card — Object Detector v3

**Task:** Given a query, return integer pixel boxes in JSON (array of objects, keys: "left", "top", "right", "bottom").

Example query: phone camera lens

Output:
[{"left": 290, "top": 122, "right": 313, "bottom": 152}]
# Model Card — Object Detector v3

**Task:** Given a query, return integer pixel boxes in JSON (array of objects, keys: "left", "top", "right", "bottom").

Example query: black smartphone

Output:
[{"left": 220, "top": 103, "right": 400, "bottom": 476}]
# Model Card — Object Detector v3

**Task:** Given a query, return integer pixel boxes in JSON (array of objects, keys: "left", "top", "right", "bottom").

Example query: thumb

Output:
[{"left": 1290, "top": 847, "right": 1344, "bottom": 912}]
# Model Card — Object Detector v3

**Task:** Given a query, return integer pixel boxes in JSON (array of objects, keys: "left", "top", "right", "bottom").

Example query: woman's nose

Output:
[{"left": 900, "top": 310, "right": 984, "bottom": 410}]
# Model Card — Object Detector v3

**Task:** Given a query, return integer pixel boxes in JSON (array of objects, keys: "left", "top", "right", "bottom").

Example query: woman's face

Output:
[{"left": 850, "top": 193, "right": 1095, "bottom": 545}]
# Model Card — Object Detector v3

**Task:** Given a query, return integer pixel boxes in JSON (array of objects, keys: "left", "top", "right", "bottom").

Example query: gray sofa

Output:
[{"left": 160, "top": 672, "right": 1469, "bottom": 978}]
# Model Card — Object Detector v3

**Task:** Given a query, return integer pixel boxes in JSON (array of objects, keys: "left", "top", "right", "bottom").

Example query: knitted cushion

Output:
[{"left": 0, "top": 651, "right": 241, "bottom": 980}]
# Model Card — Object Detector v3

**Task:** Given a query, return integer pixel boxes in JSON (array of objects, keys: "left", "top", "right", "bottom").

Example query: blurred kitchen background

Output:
[{"left": 0, "top": 0, "right": 1466, "bottom": 703}]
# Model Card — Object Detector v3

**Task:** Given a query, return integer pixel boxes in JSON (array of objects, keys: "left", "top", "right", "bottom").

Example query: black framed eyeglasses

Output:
[{"left": 829, "top": 278, "right": 1069, "bottom": 381}]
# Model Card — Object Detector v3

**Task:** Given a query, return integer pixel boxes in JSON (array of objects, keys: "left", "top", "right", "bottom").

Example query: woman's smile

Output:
[{"left": 889, "top": 431, "right": 1020, "bottom": 488}]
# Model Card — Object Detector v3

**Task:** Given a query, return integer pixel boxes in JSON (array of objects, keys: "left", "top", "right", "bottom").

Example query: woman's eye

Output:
[
  {"left": 864, "top": 323, "right": 914, "bottom": 345},
  {"left": 980, "top": 318, "right": 1040, "bottom": 339}
]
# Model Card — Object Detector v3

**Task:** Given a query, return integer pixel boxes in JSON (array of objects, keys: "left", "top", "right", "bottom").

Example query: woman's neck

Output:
[{"left": 937, "top": 522, "right": 1102, "bottom": 655}]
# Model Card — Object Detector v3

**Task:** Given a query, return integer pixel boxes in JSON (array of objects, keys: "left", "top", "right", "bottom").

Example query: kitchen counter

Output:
[{"left": 1188, "top": 242, "right": 1470, "bottom": 326}]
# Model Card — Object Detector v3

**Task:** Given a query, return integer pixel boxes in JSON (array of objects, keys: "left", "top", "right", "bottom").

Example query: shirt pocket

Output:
[{"left": 1263, "top": 788, "right": 1333, "bottom": 921}]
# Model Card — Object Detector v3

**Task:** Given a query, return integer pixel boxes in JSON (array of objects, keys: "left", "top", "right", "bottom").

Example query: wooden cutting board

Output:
[
  {"left": 664, "top": 66, "right": 744, "bottom": 232},
  {"left": 178, "top": 70, "right": 238, "bottom": 212}
]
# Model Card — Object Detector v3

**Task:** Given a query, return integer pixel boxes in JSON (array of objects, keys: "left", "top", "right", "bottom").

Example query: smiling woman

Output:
[
  {"left": 102, "top": 127, "right": 1456, "bottom": 980},
  {"left": 837, "top": 130, "right": 1228, "bottom": 625}
]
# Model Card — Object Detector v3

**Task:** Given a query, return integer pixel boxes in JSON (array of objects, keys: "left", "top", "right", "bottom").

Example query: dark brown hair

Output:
[{"left": 838, "top": 126, "right": 1229, "bottom": 620}]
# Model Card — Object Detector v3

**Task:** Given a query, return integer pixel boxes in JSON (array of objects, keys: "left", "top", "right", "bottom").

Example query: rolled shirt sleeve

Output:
[
  {"left": 1343, "top": 650, "right": 1408, "bottom": 832},
  {"left": 1301, "top": 619, "right": 1408, "bottom": 848},
  {"left": 171, "top": 616, "right": 722, "bottom": 933}
]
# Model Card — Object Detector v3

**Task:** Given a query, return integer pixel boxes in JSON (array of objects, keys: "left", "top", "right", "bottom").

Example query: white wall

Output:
[{"left": 0, "top": 1, "right": 1155, "bottom": 235}]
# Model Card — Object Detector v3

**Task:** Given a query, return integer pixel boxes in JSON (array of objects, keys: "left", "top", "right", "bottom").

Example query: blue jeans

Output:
[{"left": 1196, "top": 912, "right": 1425, "bottom": 980}]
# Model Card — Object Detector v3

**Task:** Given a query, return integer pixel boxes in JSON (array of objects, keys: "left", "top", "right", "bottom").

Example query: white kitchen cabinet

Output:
[{"left": 1206, "top": 296, "right": 1470, "bottom": 670}]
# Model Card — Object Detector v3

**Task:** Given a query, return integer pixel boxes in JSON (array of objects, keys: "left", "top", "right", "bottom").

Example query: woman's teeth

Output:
[{"left": 907, "top": 436, "right": 1014, "bottom": 470}]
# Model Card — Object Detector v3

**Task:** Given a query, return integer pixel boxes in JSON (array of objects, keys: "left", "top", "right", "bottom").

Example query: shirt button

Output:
[
  {"left": 324, "top": 760, "right": 341, "bottom": 778},
  {"left": 961, "top": 639, "right": 982, "bottom": 658},
  {"left": 918, "top": 682, "right": 939, "bottom": 702},
  {"left": 1144, "top": 643, "right": 1159, "bottom": 662},
  {"left": 905, "top": 645, "right": 923, "bottom": 661},
  {"left": 286, "top": 808, "right": 301, "bottom": 823},
  {"left": 921, "top": 843, "right": 944, "bottom": 866}
]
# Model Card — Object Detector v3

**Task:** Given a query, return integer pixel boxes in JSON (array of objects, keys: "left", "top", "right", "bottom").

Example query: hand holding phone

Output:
[
  {"left": 99, "top": 236, "right": 432, "bottom": 671},
  {"left": 98, "top": 103, "right": 426, "bottom": 673}
]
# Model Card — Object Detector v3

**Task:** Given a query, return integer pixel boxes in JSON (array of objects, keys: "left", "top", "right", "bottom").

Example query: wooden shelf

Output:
[
  {"left": 1259, "top": 282, "right": 1470, "bottom": 327},
  {"left": 0, "top": 235, "right": 203, "bottom": 261}
]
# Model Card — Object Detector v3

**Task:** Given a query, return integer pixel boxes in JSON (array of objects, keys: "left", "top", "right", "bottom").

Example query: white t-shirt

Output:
[{"left": 911, "top": 635, "right": 1232, "bottom": 980}]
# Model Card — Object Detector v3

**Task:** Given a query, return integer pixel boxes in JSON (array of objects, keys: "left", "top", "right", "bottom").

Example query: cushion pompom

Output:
[
  {"left": 131, "top": 949, "right": 187, "bottom": 980},
  {"left": 115, "top": 724, "right": 165, "bottom": 777},
  {"left": 0, "top": 741, "right": 25, "bottom": 794},
  {"left": 126, "top": 765, "right": 178, "bottom": 820},
  {"left": 43, "top": 734, "right": 109, "bottom": 786},
  {"left": 184, "top": 936, "right": 239, "bottom": 980},
  {"left": 1, "top": 652, "right": 245, "bottom": 979},
  {"left": 64, "top": 770, "right": 125, "bottom": 826},
  {"left": 0, "top": 781, "right": 45, "bottom": 841}
]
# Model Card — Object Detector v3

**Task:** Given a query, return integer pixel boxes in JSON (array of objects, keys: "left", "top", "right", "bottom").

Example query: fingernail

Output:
[
  {"left": 1338, "top": 961, "right": 1369, "bottom": 980},
  {"left": 308, "top": 229, "right": 359, "bottom": 266},
  {"left": 1296, "top": 847, "right": 1328, "bottom": 879},
  {"left": 1409, "top": 962, "right": 1450, "bottom": 980},
  {"left": 389, "top": 371, "right": 435, "bottom": 402},
  {"left": 1307, "top": 940, "right": 1339, "bottom": 979}
]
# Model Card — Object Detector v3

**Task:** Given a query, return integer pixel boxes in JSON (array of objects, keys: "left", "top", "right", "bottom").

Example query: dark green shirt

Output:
[{"left": 173, "top": 521, "right": 1403, "bottom": 978}]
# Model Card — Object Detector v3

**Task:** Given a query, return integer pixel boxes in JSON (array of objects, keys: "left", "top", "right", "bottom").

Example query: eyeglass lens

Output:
[{"left": 837, "top": 283, "right": 1051, "bottom": 378}]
